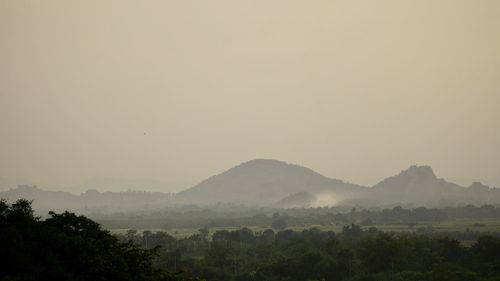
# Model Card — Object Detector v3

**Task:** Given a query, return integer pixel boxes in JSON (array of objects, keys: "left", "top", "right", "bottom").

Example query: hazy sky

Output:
[{"left": 1, "top": 0, "right": 499, "bottom": 192}]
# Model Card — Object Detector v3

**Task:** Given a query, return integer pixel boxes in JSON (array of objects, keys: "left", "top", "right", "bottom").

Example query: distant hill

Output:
[
  {"left": 176, "top": 159, "right": 366, "bottom": 205},
  {"left": 77, "top": 177, "right": 190, "bottom": 193},
  {"left": 1, "top": 185, "right": 80, "bottom": 211},
  {"left": 371, "top": 165, "right": 462, "bottom": 204},
  {"left": 0, "top": 185, "right": 174, "bottom": 213},
  {"left": 348, "top": 165, "right": 500, "bottom": 207},
  {"left": 2, "top": 160, "right": 500, "bottom": 210},
  {"left": 177, "top": 160, "right": 500, "bottom": 207}
]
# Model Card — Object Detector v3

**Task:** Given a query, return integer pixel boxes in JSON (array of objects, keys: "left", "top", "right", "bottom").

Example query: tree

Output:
[
  {"left": 0, "top": 199, "right": 202, "bottom": 281},
  {"left": 357, "top": 233, "right": 400, "bottom": 274},
  {"left": 271, "top": 218, "right": 287, "bottom": 230},
  {"left": 198, "top": 227, "right": 209, "bottom": 241},
  {"left": 143, "top": 230, "right": 153, "bottom": 248}
]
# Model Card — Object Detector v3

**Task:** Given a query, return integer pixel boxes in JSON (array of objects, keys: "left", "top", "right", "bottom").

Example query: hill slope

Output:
[
  {"left": 350, "top": 165, "right": 500, "bottom": 206},
  {"left": 3, "top": 161, "right": 500, "bottom": 209},
  {"left": 176, "top": 159, "right": 366, "bottom": 205},
  {"left": 0, "top": 185, "right": 174, "bottom": 213}
]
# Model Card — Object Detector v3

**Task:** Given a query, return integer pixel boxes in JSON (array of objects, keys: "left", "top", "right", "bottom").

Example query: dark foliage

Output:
[
  {"left": 3, "top": 198, "right": 500, "bottom": 281},
  {"left": 0, "top": 199, "right": 201, "bottom": 281},
  {"left": 95, "top": 204, "right": 500, "bottom": 231},
  {"left": 121, "top": 224, "right": 500, "bottom": 281}
]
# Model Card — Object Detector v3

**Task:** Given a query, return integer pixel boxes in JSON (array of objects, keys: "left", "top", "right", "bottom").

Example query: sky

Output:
[{"left": 1, "top": 0, "right": 499, "bottom": 193}]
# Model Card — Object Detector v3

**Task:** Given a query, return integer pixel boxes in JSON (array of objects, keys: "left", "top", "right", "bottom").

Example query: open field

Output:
[{"left": 108, "top": 219, "right": 500, "bottom": 239}]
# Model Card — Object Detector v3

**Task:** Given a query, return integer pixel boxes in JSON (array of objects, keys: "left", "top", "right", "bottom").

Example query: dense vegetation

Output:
[
  {"left": 0, "top": 199, "right": 198, "bottom": 281},
  {"left": 4, "top": 198, "right": 500, "bottom": 281},
  {"left": 94, "top": 204, "right": 500, "bottom": 230},
  {"left": 119, "top": 224, "right": 500, "bottom": 281}
]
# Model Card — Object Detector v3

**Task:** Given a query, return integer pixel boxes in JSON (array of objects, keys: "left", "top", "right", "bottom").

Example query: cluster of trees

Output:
[
  {"left": 119, "top": 224, "right": 500, "bottom": 281},
  {"left": 4, "top": 198, "right": 500, "bottom": 281},
  {"left": 0, "top": 199, "right": 199, "bottom": 281},
  {"left": 95, "top": 204, "right": 500, "bottom": 230}
]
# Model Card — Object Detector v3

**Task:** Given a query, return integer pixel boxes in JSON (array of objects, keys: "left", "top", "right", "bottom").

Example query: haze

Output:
[{"left": 1, "top": 0, "right": 499, "bottom": 192}]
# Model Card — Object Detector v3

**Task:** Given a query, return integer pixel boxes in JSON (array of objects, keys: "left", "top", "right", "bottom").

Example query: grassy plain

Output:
[{"left": 108, "top": 219, "right": 500, "bottom": 239}]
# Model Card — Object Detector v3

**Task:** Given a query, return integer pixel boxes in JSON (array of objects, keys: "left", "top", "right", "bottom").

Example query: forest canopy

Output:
[
  {"left": 0, "top": 199, "right": 198, "bottom": 281},
  {"left": 3, "top": 199, "right": 500, "bottom": 281}
]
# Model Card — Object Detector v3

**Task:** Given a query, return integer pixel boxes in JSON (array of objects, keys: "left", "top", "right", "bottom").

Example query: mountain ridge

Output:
[
  {"left": 2, "top": 159, "right": 499, "bottom": 210},
  {"left": 176, "top": 159, "right": 366, "bottom": 205}
]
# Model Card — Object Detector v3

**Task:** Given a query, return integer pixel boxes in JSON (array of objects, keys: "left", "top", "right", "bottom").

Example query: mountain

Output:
[
  {"left": 77, "top": 177, "right": 190, "bottom": 193},
  {"left": 176, "top": 159, "right": 366, "bottom": 205},
  {"left": 0, "top": 185, "right": 174, "bottom": 213},
  {"left": 2, "top": 161, "right": 500, "bottom": 210},
  {"left": 1, "top": 185, "right": 80, "bottom": 211},
  {"left": 350, "top": 165, "right": 500, "bottom": 206}
]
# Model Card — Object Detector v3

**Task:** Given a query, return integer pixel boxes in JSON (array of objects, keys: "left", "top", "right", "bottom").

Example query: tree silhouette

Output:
[{"left": 0, "top": 199, "right": 201, "bottom": 281}]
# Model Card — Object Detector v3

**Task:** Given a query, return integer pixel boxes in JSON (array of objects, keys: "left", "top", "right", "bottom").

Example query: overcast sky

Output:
[{"left": 1, "top": 0, "right": 499, "bottom": 192}]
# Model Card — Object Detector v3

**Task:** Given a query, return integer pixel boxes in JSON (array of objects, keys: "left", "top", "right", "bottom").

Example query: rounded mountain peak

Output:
[
  {"left": 238, "top": 158, "right": 289, "bottom": 167},
  {"left": 226, "top": 159, "right": 328, "bottom": 179},
  {"left": 372, "top": 165, "right": 438, "bottom": 190},
  {"left": 402, "top": 165, "right": 436, "bottom": 180}
]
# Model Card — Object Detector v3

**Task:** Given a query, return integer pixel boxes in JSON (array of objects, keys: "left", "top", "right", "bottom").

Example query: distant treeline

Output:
[
  {"left": 94, "top": 204, "right": 500, "bottom": 229},
  {"left": 3, "top": 198, "right": 500, "bottom": 281},
  {"left": 120, "top": 224, "right": 500, "bottom": 281}
]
